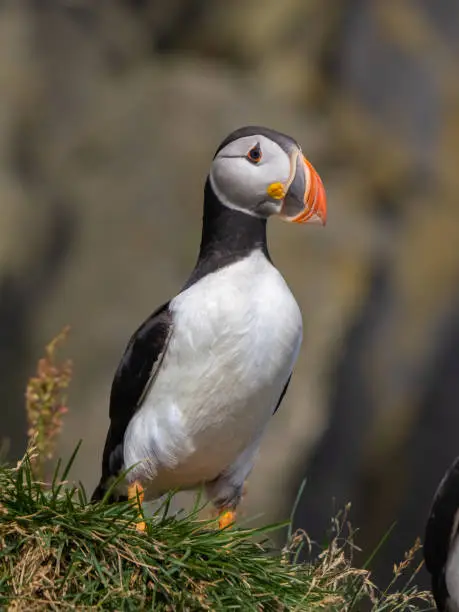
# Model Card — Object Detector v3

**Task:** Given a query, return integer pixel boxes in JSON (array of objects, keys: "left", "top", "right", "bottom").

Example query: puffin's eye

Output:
[{"left": 247, "top": 144, "right": 262, "bottom": 163}]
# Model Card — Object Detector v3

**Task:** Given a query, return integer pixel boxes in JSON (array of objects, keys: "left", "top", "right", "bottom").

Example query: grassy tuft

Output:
[
  {"left": 0, "top": 332, "right": 434, "bottom": 610},
  {"left": 0, "top": 449, "right": 433, "bottom": 611}
]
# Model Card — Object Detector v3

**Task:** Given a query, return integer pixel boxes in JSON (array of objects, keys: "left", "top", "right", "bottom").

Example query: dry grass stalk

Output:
[{"left": 25, "top": 327, "right": 72, "bottom": 480}]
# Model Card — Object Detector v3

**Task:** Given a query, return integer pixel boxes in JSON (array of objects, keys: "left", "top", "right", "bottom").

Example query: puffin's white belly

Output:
[{"left": 123, "top": 250, "right": 302, "bottom": 496}]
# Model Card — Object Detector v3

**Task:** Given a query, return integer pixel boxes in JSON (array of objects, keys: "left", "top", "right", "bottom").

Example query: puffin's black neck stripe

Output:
[{"left": 183, "top": 178, "right": 269, "bottom": 291}]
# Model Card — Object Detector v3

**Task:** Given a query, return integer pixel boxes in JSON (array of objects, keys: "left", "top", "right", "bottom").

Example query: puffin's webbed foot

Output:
[
  {"left": 218, "top": 509, "right": 236, "bottom": 529},
  {"left": 128, "top": 481, "right": 146, "bottom": 532},
  {"left": 211, "top": 485, "right": 247, "bottom": 529}
]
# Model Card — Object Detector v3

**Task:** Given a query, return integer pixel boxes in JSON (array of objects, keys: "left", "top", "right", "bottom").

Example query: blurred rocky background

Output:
[{"left": 1, "top": 0, "right": 459, "bottom": 588}]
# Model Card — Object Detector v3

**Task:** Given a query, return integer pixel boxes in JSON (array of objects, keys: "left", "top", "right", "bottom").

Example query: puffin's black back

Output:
[{"left": 91, "top": 301, "right": 173, "bottom": 502}]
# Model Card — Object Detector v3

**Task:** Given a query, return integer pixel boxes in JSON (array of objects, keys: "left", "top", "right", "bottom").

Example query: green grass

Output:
[{"left": 0, "top": 446, "right": 433, "bottom": 611}]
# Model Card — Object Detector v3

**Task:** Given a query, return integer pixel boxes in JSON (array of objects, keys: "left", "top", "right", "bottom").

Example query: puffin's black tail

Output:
[
  {"left": 91, "top": 426, "right": 128, "bottom": 504},
  {"left": 91, "top": 481, "right": 127, "bottom": 504},
  {"left": 91, "top": 482, "right": 108, "bottom": 503}
]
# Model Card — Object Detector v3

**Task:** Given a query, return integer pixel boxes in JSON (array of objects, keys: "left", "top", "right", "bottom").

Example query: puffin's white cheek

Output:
[
  {"left": 261, "top": 157, "right": 291, "bottom": 189},
  {"left": 211, "top": 160, "right": 257, "bottom": 209}
]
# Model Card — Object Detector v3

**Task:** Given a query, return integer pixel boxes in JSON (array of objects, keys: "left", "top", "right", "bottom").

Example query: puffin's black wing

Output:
[
  {"left": 92, "top": 302, "right": 173, "bottom": 501},
  {"left": 273, "top": 374, "right": 292, "bottom": 415},
  {"left": 424, "top": 456, "right": 459, "bottom": 609}
]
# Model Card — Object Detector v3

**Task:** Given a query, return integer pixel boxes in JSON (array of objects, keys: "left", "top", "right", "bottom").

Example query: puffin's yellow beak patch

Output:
[{"left": 266, "top": 182, "right": 286, "bottom": 200}]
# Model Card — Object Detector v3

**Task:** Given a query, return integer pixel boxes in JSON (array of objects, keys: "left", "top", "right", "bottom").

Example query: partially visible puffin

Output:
[
  {"left": 425, "top": 457, "right": 459, "bottom": 611},
  {"left": 92, "top": 126, "right": 327, "bottom": 529}
]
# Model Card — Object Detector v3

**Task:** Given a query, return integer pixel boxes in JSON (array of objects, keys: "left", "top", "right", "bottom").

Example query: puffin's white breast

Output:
[{"left": 123, "top": 249, "right": 302, "bottom": 493}]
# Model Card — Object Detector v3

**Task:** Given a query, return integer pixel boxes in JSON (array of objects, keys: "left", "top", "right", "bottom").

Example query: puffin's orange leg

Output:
[
  {"left": 214, "top": 482, "right": 247, "bottom": 528},
  {"left": 128, "top": 481, "right": 146, "bottom": 532}
]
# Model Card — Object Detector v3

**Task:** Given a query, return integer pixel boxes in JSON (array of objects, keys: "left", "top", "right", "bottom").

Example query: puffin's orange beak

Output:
[
  {"left": 290, "top": 157, "right": 327, "bottom": 225},
  {"left": 279, "top": 153, "right": 327, "bottom": 226}
]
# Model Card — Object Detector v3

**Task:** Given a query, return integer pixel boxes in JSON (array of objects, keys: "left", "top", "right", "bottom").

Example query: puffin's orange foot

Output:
[
  {"left": 218, "top": 510, "right": 236, "bottom": 529},
  {"left": 128, "top": 481, "right": 146, "bottom": 532}
]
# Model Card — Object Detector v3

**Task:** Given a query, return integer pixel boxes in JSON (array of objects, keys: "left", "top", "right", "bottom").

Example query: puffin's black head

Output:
[{"left": 209, "top": 126, "right": 327, "bottom": 226}]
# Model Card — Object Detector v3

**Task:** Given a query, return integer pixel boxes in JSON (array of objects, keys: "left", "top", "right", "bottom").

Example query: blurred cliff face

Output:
[{"left": 2, "top": 0, "right": 459, "bottom": 586}]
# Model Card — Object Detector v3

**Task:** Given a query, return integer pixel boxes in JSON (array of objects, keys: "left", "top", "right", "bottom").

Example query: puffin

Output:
[
  {"left": 92, "top": 126, "right": 327, "bottom": 530},
  {"left": 425, "top": 457, "right": 459, "bottom": 611}
]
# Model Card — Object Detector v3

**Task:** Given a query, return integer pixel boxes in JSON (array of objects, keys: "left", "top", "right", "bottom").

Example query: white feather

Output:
[{"left": 123, "top": 250, "right": 302, "bottom": 498}]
